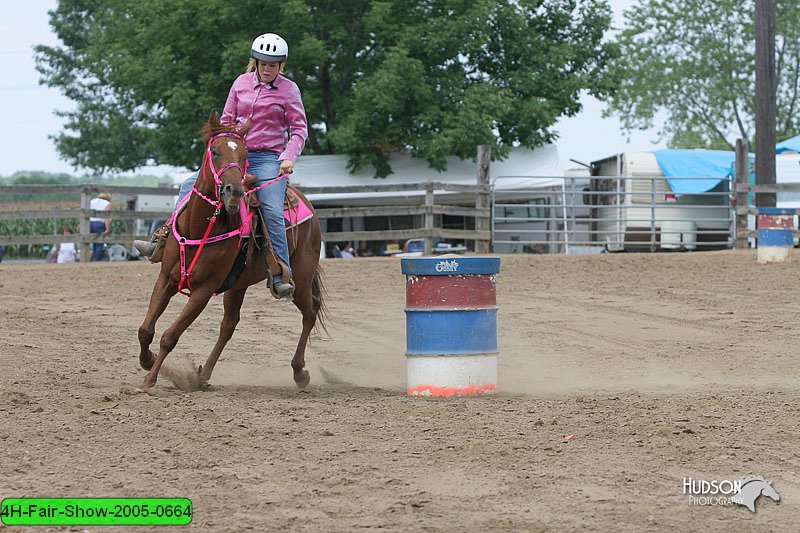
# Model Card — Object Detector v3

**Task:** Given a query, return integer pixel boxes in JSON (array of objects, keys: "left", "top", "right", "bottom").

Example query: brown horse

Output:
[{"left": 137, "top": 110, "right": 327, "bottom": 393}]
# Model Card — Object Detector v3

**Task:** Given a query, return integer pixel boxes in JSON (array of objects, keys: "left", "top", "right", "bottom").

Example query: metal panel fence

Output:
[{"left": 492, "top": 175, "right": 735, "bottom": 254}]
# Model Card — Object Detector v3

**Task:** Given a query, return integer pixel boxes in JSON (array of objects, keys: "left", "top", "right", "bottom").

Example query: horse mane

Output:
[
  {"left": 740, "top": 475, "right": 767, "bottom": 485},
  {"left": 200, "top": 115, "right": 252, "bottom": 143}
]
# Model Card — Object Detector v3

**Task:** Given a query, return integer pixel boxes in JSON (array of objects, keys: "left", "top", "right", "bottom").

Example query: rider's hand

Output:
[{"left": 279, "top": 160, "right": 294, "bottom": 175}]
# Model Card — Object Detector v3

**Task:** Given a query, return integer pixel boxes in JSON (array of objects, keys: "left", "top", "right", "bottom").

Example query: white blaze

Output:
[{"left": 227, "top": 141, "right": 238, "bottom": 151}]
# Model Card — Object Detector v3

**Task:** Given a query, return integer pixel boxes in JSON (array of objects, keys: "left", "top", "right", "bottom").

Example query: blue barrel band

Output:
[
  {"left": 406, "top": 352, "right": 498, "bottom": 357},
  {"left": 405, "top": 308, "right": 498, "bottom": 354},
  {"left": 401, "top": 256, "right": 501, "bottom": 276},
  {"left": 757, "top": 229, "right": 793, "bottom": 247}
]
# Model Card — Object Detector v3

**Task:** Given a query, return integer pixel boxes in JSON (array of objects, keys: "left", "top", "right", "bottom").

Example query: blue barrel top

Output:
[
  {"left": 401, "top": 256, "right": 501, "bottom": 276},
  {"left": 757, "top": 207, "right": 797, "bottom": 216}
]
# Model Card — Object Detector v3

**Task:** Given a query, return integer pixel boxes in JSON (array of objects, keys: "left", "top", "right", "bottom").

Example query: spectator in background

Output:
[
  {"left": 355, "top": 240, "right": 374, "bottom": 257},
  {"left": 0, "top": 243, "right": 4, "bottom": 263},
  {"left": 50, "top": 227, "right": 78, "bottom": 263},
  {"left": 90, "top": 192, "right": 112, "bottom": 261},
  {"left": 339, "top": 242, "right": 355, "bottom": 259}
]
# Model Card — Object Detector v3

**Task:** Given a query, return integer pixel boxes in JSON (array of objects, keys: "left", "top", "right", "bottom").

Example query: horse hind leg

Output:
[
  {"left": 199, "top": 288, "right": 247, "bottom": 384},
  {"left": 290, "top": 277, "right": 320, "bottom": 388}
]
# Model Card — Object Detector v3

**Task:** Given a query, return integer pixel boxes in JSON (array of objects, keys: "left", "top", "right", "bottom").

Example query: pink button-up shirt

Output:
[{"left": 221, "top": 72, "right": 308, "bottom": 162}]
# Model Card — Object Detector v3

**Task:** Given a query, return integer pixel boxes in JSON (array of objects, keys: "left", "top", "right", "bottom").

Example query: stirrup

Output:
[
  {"left": 139, "top": 224, "right": 170, "bottom": 263},
  {"left": 269, "top": 276, "right": 294, "bottom": 301}
]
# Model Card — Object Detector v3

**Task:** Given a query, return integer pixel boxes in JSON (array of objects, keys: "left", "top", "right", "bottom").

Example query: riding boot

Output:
[
  {"left": 134, "top": 224, "right": 170, "bottom": 263},
  {"left": 257, "top": 209, "right": 294, "bottom": 300},
  {"left": 264, "top": 252, "right": 294, "bottom": 300}
]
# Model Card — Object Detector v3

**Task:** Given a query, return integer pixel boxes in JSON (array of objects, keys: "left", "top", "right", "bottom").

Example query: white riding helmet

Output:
[{"left": 251, "top": 33, "right": 288, "bottom": 62}]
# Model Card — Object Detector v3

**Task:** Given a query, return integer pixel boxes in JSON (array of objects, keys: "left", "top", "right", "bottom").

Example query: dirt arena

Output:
[{"left": 1, "top": 250, "right": 799, "bottom": 531}]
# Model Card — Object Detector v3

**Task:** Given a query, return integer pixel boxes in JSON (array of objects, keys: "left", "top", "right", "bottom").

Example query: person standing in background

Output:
[{"left": 90, "top": 192, "right": 112, "bottom": 261}]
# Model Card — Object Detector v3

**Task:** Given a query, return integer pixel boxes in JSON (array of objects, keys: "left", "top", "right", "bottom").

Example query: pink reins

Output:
[{"left": 172, "top": 132, "right": 289, "bottom": 296}]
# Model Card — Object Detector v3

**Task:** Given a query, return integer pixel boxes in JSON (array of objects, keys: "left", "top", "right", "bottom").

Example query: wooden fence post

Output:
[
  {"left": 79, "top": 189, "right": 92, "bottom": 262},
  {"left": 476, "top": 145, "right": 491, "bottom": 253},
  {"left": 735, "top": 138, "right": 750, "bottom": 250}
]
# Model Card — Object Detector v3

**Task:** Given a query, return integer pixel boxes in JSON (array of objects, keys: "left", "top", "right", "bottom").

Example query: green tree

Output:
[
  {"left": 37, "top": 0, "right": 618, "bottom": 177},
  {"left": 606, "top": 0, "right": 800, "bottom": 150}
]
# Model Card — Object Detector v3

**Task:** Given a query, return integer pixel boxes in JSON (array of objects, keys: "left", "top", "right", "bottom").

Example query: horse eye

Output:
[{"left": 211, "top": 148, "right": 219, "bottom": 157}]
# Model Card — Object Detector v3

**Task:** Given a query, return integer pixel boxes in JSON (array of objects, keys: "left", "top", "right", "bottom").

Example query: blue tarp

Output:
[
  {"left": 652, "top": 149, "right": 735, "bottom": 194},
  {"left": 776, "top": 135, "right": 800, "bottom": 154}
]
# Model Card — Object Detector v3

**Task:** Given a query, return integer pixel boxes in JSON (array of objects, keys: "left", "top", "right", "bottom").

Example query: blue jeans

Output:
[
  {"left": 175, "top": 151, "right": 290, "bottom": 277},
  {"left": 90, "top": 220, "right": 106, "bottom": 261}
]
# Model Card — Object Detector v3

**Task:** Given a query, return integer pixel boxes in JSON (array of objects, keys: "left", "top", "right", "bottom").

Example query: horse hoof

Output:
[
  {"left": 139, "top": 352, "right": 155, "bottom": 371},
  {"left": 198, "top": 365, "right": 213, "bottom": 384},
  {"left": 294, "top": 370, "right": 310, "bottom": 389}
]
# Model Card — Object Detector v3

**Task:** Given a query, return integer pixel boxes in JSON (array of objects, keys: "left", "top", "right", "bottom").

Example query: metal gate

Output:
[{"left": 491, "top": 175, "right": 735, "bottom": 254}]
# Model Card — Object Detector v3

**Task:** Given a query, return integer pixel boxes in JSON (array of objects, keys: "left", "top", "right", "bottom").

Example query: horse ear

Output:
[
  {"left": 208, "top": 109, "right": 220, "bottom": 127},
  {"left": 238, "top": 117, "right": 252, "bottom": 137}
]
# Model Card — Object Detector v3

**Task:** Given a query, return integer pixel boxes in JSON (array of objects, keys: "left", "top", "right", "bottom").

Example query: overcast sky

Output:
[{"left": 0, "top": 0, "right": 665, "bottom": 177}]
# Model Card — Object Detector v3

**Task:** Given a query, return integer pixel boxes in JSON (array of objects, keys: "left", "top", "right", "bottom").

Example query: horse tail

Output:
[{"left": 312, "top": 263, "right": 330, "bottom": 335}]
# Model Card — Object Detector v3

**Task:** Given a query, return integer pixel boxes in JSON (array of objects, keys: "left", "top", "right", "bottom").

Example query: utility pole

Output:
[{"left": 755, "top": 0, "right": 776, "bottom": 207}]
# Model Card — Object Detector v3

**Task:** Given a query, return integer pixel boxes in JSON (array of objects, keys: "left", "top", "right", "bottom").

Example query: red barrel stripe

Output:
[
  {"left": 406, "top": 274, "right": 496, "bottom": 308},
  {"left": 757, "top": 214, "right": 794, "bottom": 230}
]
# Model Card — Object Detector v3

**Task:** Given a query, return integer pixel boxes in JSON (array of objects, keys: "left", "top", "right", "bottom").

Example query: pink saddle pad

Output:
[{"left": 284, "top": 195, "right": 314, "bottom": 228}]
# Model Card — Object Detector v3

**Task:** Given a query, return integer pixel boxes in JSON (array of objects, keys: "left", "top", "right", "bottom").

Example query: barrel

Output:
[
  {"left": 401, "top": 256, "right": 500, "bottom": 397},
  {"left": 757, "top": 207, "right": 796, "bottom": 264},
  {"left": 660, "top": 220, "right": 697, "bottom": 251}
]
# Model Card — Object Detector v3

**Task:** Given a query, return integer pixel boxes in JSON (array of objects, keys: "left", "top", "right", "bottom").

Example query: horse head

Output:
[
  {"left": 732, "top": 476, "right": 781, "bottom": 512},
  {"left": 201, "top": 110, "right": 251, "bottom": 215},
  {"left": 761, "top": 479, "right": 780, "bottom": 502}
]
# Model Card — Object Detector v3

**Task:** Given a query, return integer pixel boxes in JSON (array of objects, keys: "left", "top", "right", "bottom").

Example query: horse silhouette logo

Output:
[{"left": 730, "top": 475, "right": 780, "bottom": 512}]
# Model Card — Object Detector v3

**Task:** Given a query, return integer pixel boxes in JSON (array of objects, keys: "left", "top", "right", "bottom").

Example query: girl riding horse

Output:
[
  {"left": 136, "top": 111, "right": 326, "bottom": 393},
  {"left": 135, "top": 32, "right": 307, "bottom": 301}
]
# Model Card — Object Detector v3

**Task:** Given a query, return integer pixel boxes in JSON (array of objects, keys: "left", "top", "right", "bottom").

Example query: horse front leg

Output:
[
  {"left": 290, "top": 284, "right": 319, "bottom": 388},
  {"left": 138, "top": 289, "right": 214, "bottom": 393},
  {"left": 138, "top": 273, "right": 177, "bottom": 371},
  {"left": 199, "top": 288, "right": 247, "bottom": 384}
]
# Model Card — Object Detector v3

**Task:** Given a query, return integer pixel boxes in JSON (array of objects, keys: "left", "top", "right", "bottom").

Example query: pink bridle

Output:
[{"left": 194, "top": 132, "right": 249, "bottom": 207}]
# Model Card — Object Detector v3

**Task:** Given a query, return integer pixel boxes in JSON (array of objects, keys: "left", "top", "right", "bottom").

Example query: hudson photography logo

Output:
[{"left": 682, "top": 475, "right": 780, "bottom": 512}]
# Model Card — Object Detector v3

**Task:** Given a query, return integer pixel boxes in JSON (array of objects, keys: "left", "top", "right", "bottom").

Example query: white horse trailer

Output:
[
  {"left": 776, "top": 152, "right": 800, "bottom": 208},
  {"left": 589, "top": 153, "right": 733, "bottom": 252}
]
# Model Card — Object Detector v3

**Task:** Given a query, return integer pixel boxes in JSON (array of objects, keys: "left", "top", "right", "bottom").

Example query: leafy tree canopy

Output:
[
  {"left": 37, "top": 0, "right": 618, "bottom": 177},
  {"left": 605, "top": 0, "right": 800, "bottom": 150}
]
